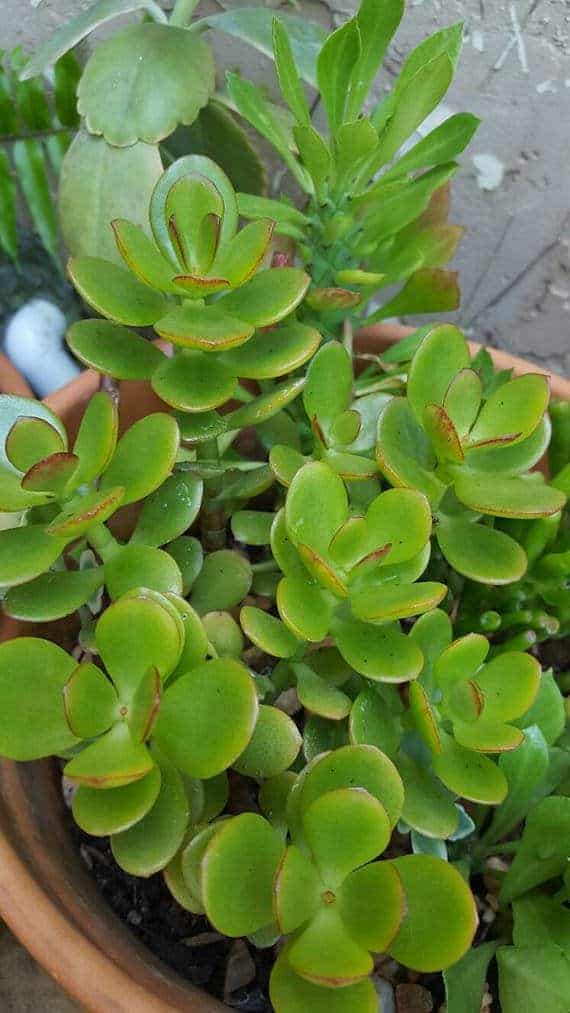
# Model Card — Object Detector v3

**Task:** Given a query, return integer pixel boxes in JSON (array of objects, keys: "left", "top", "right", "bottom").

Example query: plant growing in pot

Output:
[{"left": 0, "top": 2, "right": 568, "bottom": 1011}]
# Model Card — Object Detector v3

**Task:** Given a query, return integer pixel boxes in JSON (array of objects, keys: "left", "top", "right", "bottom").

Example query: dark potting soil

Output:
[{"left": 69, "top": 822, "right": 273, "bottom": 1011}]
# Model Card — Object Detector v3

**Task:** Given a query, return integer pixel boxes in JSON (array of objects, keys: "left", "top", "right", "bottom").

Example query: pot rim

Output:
[{"left": 0, "top": 323, "right": 567, "bottom": 1012}]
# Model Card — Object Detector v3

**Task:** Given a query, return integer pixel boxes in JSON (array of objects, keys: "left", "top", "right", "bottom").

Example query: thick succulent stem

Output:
[
  {"left": 87, "top": 523, "right": 121, "bottom": 562},
  {"left": 198, "top": 438, "right": 227, "bottom": 552}
]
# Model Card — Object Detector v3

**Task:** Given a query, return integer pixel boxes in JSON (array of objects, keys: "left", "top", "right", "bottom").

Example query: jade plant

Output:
[{"left": 0, "top": 2, "right": 568, "bottom": 1012}]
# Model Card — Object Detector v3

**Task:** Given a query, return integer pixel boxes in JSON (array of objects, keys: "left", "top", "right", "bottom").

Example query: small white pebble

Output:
[
  {"left": 4, "top": 298, "right": 81, "bottom": 397},
  {"left": 473, "top": 153, "right": 505, "bottom": 191},
  {"left": 472, "top": 29, "right": 485, "bottom": 53},
  {"left": 536, "top": 79, "right": 558, "bottom": 94}
]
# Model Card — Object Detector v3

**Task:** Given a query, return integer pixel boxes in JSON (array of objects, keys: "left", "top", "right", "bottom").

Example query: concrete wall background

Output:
[{"left": 0, "top": 0, "right": 569, "bottom": 369}]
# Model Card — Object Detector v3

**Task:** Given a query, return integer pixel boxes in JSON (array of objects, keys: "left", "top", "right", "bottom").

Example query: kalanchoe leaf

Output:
[
  {"left": 224, "top": 377, "right": 306, "bottom": 431},
  {"left": 201, "top": 813, "right": 284, "bottom": 936},
  {"left": 72, "top": 391, "right": 118, "bottom": 487},
  {"left": 468, "top": 374, "right": 549, "bottom": 449},
  {"left": 231, "top": 510, "right": 274, "bottom": 546},
  {"left": 46, "top": 487, "right": 125, "bottom": 539},
  {"left": 432, "top": 733, "right": 508, "bottom": 804},
  {"left": 423, "top": 402, "right": 464, "bottom": 463},
  {"left": 131, "top": 473, "right": 203, "bottom": 548},
  {"left": 274, "top": 844, "right": 322, "bottom": 934},
  {"left": 351, "top": 580, "right": 447, "bottom": 622},
  {"left": 219, "top": 322, "right": 321, "bottom": 381},
  {"left": 397, "top": 754, "right": 459, "bottom": 839},
  {"left": 270, "top": 953, "right": 377, "bottom": 1013},
  {"left": 151, "top": 352, "right": 237, "bottom": 413},
  {"left": 3, "top": 566, "right": 105, "bottom": 622},
  {"left": 190, "top": 549, "right": 252, "bottom": 614},
  {"left": 77, "top": 23, "right": 214, "bottom": 146},
  {"left": 436, "top": 516, "right": 528, "bottom": 585},
  {"left": 234, "top": 704, "right": 301, "bottom": 779},
  {"left": 286, "top": 461, "right": 348, "bottom": 558},
  {"left": 289, "top": 745, "right": 404, "bottom": 836},
  {"left": 182, "top": 820, "right": 228, "bottom": 904},
  {"left": 72, "top": 765, "right": 162, "bottom": 837},
  {"left": 154, "top": 305, "right": 253, "bottom": 351},
  {"left": 111, "top": 218, "right": 189, "bottom": 293},
  {"left": 376, "top": 397, "right": 444, "bottom": 506},
  {"left": 334, "top": 616, "right": 423, "bottom": 682},
  {"left": 259, "top": 772, "right": 296, "bottom": 834},
  {"left": 294, "top": 663, "right": 352, "bottom": 720},
  {"left": 104, "top": 544, "right": 183, "bottom": 599},
  {"left": 240, "top": 606, "right": 301, "bottom": 659},
  {"left": 277, "top": 575, "right": 332, "bottom": 642},
  {"left": 5, "top": 417, "right": 65, "bottom": 472},
  {"left": 349, "top": 686, "right": 402, "bottom": 757},
  {"left": 202, "top": 611, "right": 243, "bottom": 659},
  {"left": 288, "top": 904, "right": 373, "bottom": 985},
  {"left": 0, "top": 525, "right": 66, "bottom": 589},
  {"left": 217, "top": 268, "right": 310, "bottom": 327},
  {"left": 213, "top": 218, "right": 275, "bottom": 287},
  {"left": 165, "top": 536, "right": 203, "bottom": 595},
  {"left": 454, "top": 472, "right": 566, "bottom": 519},
  {"left": 68, "top": 256, "right": 167, "bottom": 326},
  {"left": 166, "top": 595, "right": 209, "bottom": 676},
  {"left": 153, "top": 658, "right": 258, "bottom": 778},
  {"left": 128, "top": 666, "right": 162, "bottom": 743},
  {"left": 150, "top": 156, "right": 237, "bottom": 264},
  {"left": 95, "top": 591, "right": 184, "bottom": 697},
  {"left": 465, "top": 417, "right": 551, "bottom": 477},
  {"left": 111, "top": 759, "right": 189, "bottom": 877},
  {"left": 21, "top": 452, "right": 79, "bottom": 496},
  {"left": 303, "top": 787, "right": 391, "bottom": 889},
  {"left": 443, "top": 367, "right": 483, "bottom": 438},
  {"left": 100, "top": 413, "right": 179, "bottom": 506},
  {"left": 0, "top": 465, "right": 52, "bottom": 511},
  {"left": 63, "top": 661, "right": 118, "bottom": 739},
  {"left": 339, "top": 860, "right": 405, "bottom": 956},
  {"left": 63, "top": 722, "right": 154, "bottom": 789},
  {"left": 387, "top": 855, "right": 477, "bottom": 972},
  {"left": 67, "top": 319, "right": 166, "bottom": 380},
  {"left": 407, "top": 324, "right": 471, "bottom": 422},
  {"left": 0, "top": 638, "right": 78, "bottom": 760},
  {"left": 0, "top": 396, "right": 66, "bottom": 469}
]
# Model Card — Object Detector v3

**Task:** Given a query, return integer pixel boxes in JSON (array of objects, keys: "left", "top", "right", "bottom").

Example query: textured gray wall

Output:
[{"left": 1, "top": 0, "right": 569, "bottom": 374}]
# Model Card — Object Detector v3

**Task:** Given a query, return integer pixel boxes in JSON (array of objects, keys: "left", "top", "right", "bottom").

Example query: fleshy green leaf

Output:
[
  {"left": 317, "top": 17, "right": 361, "bottom": 133},
  {"left": 165, "top": 536, "right": 203, "bottom": 595},
  {"left": 351, "top": 581, "right": 447, "bottom": 623},
  {"left": 67, "top": 319, "right": 166, "bottom": 380},
  {"left": 277, "top": 576, "right": 332, "bottom": 643},
  {"left": 153, "top": 658, "right": 258, "bottom": 778},
  {"left": 201, "top": 813, "right": 284, "bottom": 936},
  {"left": 105, "top": 544, "right": 182, "bottom": 599},
  {"left": 95, "top": 592, "right": 184, "bottom": 696},
  {"left": 111, "top": 760, "right": 189, "bottom": 876},
  {"left": 64, "top": 722, "right": 153, "bottom": 788},
  {"left": 388, "top": 855, "right": 477, "bottom": 971},
  {"left": 72, "top": 765, "right": 162, "bottom": 837},
  {"left": 46, "top": 487, "right": 125, "bottom": 539},
  {"left": 407, "top": 324, "right": 470, "bottom": 421},
  {"left": 100, "top": 413, "right": 179, "bottom": 505},
  {"left": 0, "top": 638, "right": 78, "bottom": 759},
  {"left": 468, "top": 374, "right": 549, "bottom": 449},
  {"left": 295, "top": 664, "right": 352, "bottom": 720},
  {"left": 5, "top": 417, "right": 64, "bottom": 472},
  {"left": 59, "top": 132, "right": 163, "bottom": 265},
  {"left": 303, "top": 787, "right": 390, "bottom": 888},
  {"left": 433, "top": 734, "right": 507, "bottom": 805},
  {"left": 220, "top": 322, "right": 321, "bottom": 380},
  {"left": 77, "top": 23, "right": 214, "bottom": 146},
  {"left": 131, "top": 473, "right": 203, "bottom": 548},
  {"left": 240, "top": 606, "right": 300, "bottom": 659},
  {"left": 62, "top": 661, "right": 118, "bottom": 738},
  {"left": 455, "top": 472, "right": 566, "bottom": 519},
  {"left": 334, "top": 616, "right": 422, "bottom": 683},
  {"left": 151, "top": 352, "right": 237, "bottom": 412},
  {"left": 270, "top": 953, "right": 377, "bottom": 1013},
  {"left": 190, "top": 549, "right": 252, "bottom": 614},
  {"left": 0, "top": 525, "right": 66, "bottom": 588},
  {"left": 72, "top": 391, "right": 118, "bottom": 486},
  {"left": 436, "top": 516, "right": 527, "bottom": 585},
  {"left": 3, "top": 566, "right": 104, "bottom": 622},
  {"left": 287, "top": 905, "right": 372, "bottom": 985},
  {"left": 219, "top": 268, "right": 310, "bottom": 327},
  {"left": 234, "top": 705, "right": 301, "bottom": 779},
  {"left": 69, "top": 256, "right": 166, "bottom": 326},
  {"left": 339, "top": 860, "right": 404, "bottom": 953}
]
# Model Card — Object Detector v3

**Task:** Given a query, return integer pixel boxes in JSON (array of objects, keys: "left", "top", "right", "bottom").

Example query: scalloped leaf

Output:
[{"left": 77, "top": 23, "right": 214, "bottom": 146}]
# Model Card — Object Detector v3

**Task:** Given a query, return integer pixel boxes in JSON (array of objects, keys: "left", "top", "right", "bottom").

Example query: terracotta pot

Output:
[{"left": 0, "top": 325, "right": 568, "bottom": 1012}]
